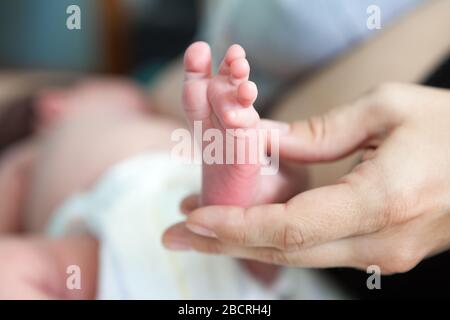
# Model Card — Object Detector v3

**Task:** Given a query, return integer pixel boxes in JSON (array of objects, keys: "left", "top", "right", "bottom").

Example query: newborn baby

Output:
[{"left": 0, "top": 43, "right": 341, "bottom": 299}]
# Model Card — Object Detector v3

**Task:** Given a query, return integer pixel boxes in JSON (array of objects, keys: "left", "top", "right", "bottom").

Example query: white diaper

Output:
[{"left": 47, "top": 152, "right": 345, "bottom": 299}]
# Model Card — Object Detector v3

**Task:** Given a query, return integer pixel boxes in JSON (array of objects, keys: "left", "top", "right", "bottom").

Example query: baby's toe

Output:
[
  {"left": 184, "top": 42, "right": 212, "bottom": 80},
  {"left": 224, "top": 106, "right": 260, "bottom": 129},
  {"left": 219, "top": 44, "right": 246, "bottom": 76},
  {"left": 237, "top": 81, "right": 258, "bottom": 107},
  {"left": 225, "top": 81, "right": 259, "bottom": 128},
  {"left": 230, "top": 58, "right": 250, "bottom": 85},
  {"left": 182, "top": 42, "right": 213, "bottom": 123}
]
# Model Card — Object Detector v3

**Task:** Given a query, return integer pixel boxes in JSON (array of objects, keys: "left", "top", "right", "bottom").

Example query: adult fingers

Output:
[
  {"left": 181, "top": 171, "right": 386, "bottom": 250},
  {"left": 265, "top": 89, "right": 404, "bottom": 163},
  {"left": 162, "top": 223, "right": 362, "bottom": 268},
  {"left": 180, "top": 194, "right": 200, "bottom": 215}
]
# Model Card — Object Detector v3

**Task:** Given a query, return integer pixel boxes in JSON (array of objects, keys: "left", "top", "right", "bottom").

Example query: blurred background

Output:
[
  {"left": 0, "top": 0, "right": 198, "bottom": 77},
  {"left": 0, "top": 0, "right": 200, "bottom": 148}
]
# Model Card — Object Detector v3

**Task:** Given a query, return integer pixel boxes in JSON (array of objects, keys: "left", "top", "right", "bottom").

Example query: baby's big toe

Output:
[
  {"left": 184, "top": 42, "right": 212, "bottom": 80},
  {"left": 182, "top": 42, "right": 213, "bottom": 123}
]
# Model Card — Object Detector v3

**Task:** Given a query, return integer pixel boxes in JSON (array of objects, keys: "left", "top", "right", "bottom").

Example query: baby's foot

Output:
[
  {"left": 183, "top": 42, "right": 261, "bottom": 207},
  {"left": 183, "top": 42, "right": 279, "bottom": 284}
]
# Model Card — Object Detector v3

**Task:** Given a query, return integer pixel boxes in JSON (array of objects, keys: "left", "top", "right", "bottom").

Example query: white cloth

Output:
[{"left": 47, "top": 152, "right": 345, "bottom": 299}]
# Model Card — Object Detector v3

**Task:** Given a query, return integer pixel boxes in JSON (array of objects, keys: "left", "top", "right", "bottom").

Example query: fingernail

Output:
[
  {"left": 186, "top": 223, "right": 218, "bottom": 238},
  {"left": 165, "top": 240, "right": 192, "bottom": 251}
]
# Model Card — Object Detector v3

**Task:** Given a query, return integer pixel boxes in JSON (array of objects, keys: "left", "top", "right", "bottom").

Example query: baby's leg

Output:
[
  {"left": 26, "top": 109, "right": 185, "bottom": 232},
  {"left": 0, "top": 235, "right": 98, "bottom": 299},
  {"left": 0, "top": 141, "right": 36, "bottom": 233},
  {"left": 183, "top": 43, "right": 279, "bottom": 283},
  {"left": 34, "top": 78, "right": 150, "bottom": 129},
  {"left": 183, "top": 42, "right": 261, "bottom": 207}
]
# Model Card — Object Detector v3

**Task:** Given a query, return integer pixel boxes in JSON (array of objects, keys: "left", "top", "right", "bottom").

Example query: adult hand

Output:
[{"left": 163, "top": 83, "right": 450, "bottom": 274}]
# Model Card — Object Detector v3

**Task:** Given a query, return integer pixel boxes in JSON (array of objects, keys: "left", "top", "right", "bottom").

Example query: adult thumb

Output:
[{"left": 263, "top": 98, "right": 401, "bottom": 163}]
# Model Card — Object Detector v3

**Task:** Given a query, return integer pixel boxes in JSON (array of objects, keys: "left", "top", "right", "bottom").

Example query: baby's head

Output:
[{"left": 34, "top": 78, "right": 148, "bottom": 129}]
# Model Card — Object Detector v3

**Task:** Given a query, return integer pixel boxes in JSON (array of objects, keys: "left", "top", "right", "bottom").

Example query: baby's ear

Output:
[{"left": 34, "top": 89, "right": 67, "bottom": 127}]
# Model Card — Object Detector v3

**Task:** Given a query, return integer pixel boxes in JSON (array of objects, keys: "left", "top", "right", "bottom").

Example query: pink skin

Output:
[
  {"left": 26, "top": 81, "right": 183, "bottom": 231},
  {"left": 34, "top": 79, "right": 149, "bottom": 130},
  {"left": 183, "top": 42, "right": 261, "bottom": 207},
  {"left": 0, "top": 79, "right": 180, "bottom": 298},
  {"left": 0, "top": 69, "right": 305, "bottom": 297},
  {"left": 183, "top": 42, "right": 279, "bottom": 283}
]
